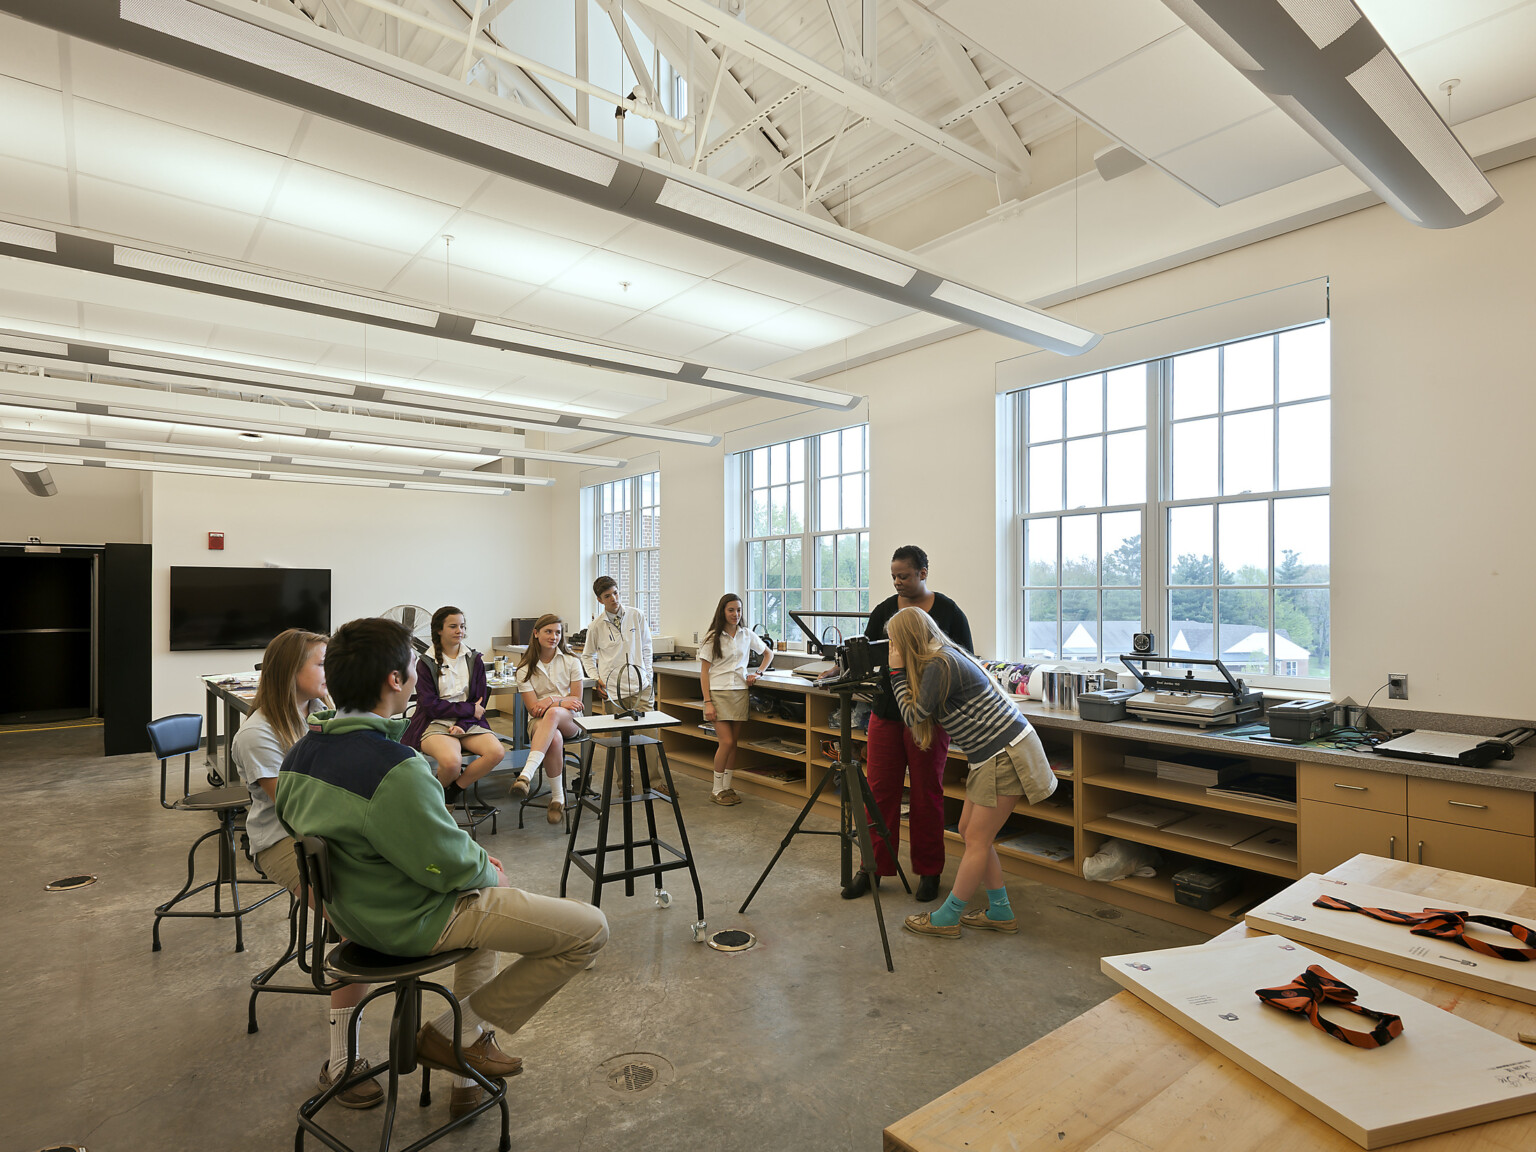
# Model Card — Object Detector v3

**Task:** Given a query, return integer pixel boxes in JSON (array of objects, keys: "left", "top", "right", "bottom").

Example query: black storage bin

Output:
[{"left": 1172, "top": 864, "right": 1243, "bottom": 910}]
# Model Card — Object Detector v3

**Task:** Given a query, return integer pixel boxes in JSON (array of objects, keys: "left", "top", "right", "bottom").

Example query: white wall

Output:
[
  {"left": 149, "top": 473, "right": 553, "bottom": 718},
  {"left": 0, "top": 464, "right": 145, "bottom": 544},
  {"left": 545, "top": 154, "right": 1536, "bottom": 722}
]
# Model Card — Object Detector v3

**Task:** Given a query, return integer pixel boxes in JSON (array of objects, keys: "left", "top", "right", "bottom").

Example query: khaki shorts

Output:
[
  {"left": 965, "top": 729, "right": 1057, "bottom": 808},
  {"left": 422, "top": 719, "right": 493, "bottom": 741},
  {"left": 256, "top": 838, "right": 303, "bottom": 897},
  {"left": 709, "top": 689, "right": 748, "bottom": 722}
]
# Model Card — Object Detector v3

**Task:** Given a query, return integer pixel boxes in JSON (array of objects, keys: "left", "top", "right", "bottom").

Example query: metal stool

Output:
[
  {"left": 454, "top": 733, "right": 523, "bottom": 841},
  {"left": 148, "top": 713, "right": 281, "bottom": 953},
  {"left": 293, "top": 836, "right": 510, "bottom": 1152},
  {"left": 246, "top": 887, "right": 328, "bottom": 1034},
  {"left": 517, "top": 730, "right": 589, "bottom": 830}
]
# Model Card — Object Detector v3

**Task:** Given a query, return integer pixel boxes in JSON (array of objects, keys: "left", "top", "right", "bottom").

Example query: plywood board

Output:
[
  {"left": 1101, "top": 936, "right": 1536, "bottom": 1148},
  {"left": 1245, "top": 873, "right": 1536, "bottom": 1008}
]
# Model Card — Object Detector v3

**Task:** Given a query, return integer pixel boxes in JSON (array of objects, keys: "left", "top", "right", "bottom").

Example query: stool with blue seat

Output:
[
  {"left": 292, "top": 835, "right": 510, "bottom": 1152},
  {"left": 148, "top": 713, "right": 281, "bottom": 952}
]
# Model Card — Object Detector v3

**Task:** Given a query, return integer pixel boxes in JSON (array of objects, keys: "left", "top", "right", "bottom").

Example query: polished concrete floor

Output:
[{"left": 2, "top": 722, "right": 1203, "bottom": 1152}]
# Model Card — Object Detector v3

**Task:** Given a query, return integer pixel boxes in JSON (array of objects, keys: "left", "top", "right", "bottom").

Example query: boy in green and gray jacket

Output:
[{"left": 277, "top": 617, "right": 608, "bottom": 1121}]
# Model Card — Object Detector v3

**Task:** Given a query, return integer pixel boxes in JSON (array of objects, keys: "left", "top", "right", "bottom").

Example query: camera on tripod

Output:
[{"left": 787, "top": 609, "right": 886, "bottom": 687}]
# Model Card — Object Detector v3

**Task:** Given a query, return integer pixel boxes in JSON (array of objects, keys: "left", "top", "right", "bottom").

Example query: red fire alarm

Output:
[{"left": 208, "top": 532, "right": 225, "bottom": 550}]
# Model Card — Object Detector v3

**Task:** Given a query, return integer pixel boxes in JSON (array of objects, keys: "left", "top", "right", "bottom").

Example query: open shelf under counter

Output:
[
  {"left": 746, "top": 711, "right": 805, "bottom": 731},
  {"left": 940, "top": 781, "right": 1075, "bottom": 826},
  {"left": 740, "top": 740, "right": 810, "bottom": 764},
  {"left": 733, "top": 768, "right": 807, "bottom": 795},
  {"left": 992, "top": 838, "right": 1078, "bottom": 874},
  {"left": 1104, "top": 871, "right": 1282, "bottom": 923},
  {"left": 812, "top": 724, "right": 868, "bottom": 740},
  {"left": 1083, "top": 816, "right": 1299, "bottom": 879},
  {"left": 658, "top": 696, "right": 705, "bottom": 711},
  {"left": 1084, "top": 768, "right": 1298, "bottom": 825}
]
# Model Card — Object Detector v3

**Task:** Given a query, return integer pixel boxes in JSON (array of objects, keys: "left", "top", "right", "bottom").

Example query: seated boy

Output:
[{"left": 276, "top": 616, "right": 609, "bottom": 1119}]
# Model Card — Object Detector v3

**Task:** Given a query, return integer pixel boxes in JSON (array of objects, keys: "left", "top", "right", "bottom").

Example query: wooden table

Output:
[{"left": 883, "top": 854, "right": 1536, "bottom": 1152}]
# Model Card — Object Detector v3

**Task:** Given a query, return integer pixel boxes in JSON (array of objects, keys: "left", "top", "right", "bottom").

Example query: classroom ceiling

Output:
[{"left": 1, "top": 0, "right": 1534, "bottom": 485}]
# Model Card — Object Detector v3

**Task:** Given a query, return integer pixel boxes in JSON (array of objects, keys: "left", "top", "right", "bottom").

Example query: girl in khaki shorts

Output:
[{"left": 700, "top": 593, "right": 774, "bottom": 805}]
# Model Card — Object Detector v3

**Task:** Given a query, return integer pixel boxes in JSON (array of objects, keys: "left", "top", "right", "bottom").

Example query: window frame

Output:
[
  {"left": 1015, "top": 322, "right": 1330, "bottom": 690},
  {"left": 590, "top": 471, "right": 661, "bottom": 628}
]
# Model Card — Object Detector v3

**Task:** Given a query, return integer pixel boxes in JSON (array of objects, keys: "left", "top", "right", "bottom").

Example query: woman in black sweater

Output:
[{"left": 844, "top": 545, "right": 972, "bottom": 903}]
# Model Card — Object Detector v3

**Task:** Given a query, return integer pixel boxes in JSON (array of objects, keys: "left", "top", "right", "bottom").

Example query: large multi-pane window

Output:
[
  {"left": 593, "top": 472, "right": 661, "bottom": 626},
  {"left": 743, "top": 426, "right": 869, "bottom": 646},
  {"left": 1019, "top": 322, "right": 1331, "bottom": 685}
]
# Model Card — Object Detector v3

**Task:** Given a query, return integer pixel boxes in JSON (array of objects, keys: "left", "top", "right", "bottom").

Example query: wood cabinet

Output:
[
  {"left": 1406, "top": 817, "right": 1536, "bottom": 885},
  {"left": 1298, "top": 802, "right": 1407, "bottom": 874}
]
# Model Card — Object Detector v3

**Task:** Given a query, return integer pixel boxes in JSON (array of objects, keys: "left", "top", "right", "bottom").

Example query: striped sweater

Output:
[{"left": 890, "top": 647, "right": 1028, "bottom": 766}]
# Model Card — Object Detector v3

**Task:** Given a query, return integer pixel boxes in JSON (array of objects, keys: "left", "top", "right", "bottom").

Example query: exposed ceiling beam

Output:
[{"left": 595, "top": 0, "right": 687, "bottom": 165}]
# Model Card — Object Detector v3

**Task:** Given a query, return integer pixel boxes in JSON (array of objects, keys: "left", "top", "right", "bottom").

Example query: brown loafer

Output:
[
  {"left": 903, "top": 912, "right": 961, "bottom": 939},
  {"left": 509, "top": 777, "right": 531, "bottom": 799},
  {"left": 449, "top": 1084, "right": 488, "bottom": 1122},
  {"left": 316, "top": 1058, "right": 384, "bottom": 1109},
  {"left": 711, "top": 789, "right": 742, "bottom": 806},
  {"left": 959, "top": 908, "right": 1018, "bottom": 934},
  {"left": 546, "top": 799, "right": 564, "bottom": 825},
  {"left": 415, "top": 1025, "right": 524, "bottom": 1079}
]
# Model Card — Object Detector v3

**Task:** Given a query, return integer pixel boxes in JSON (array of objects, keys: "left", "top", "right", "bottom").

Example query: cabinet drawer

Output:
[
  {"left": 1298, "top": 762, "right": 1406, "bottom": 814},
  {"left": 1297, "top": 800, "right": 1407, "bottom": 876},
  {"left": 1407, "top": 817, "right": 1536, "bottom": 887},
  {"left": 1406, "top": 777, "right": 1534, "bottom": 836}
]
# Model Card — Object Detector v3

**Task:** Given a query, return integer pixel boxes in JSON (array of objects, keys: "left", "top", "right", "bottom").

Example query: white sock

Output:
[
  {"left": 454, "top": 1074, "right": 477, "bottom": 1089},
  {"left": 712, "top": 770, "right": 725, "bottom": 794},
  {"left": 430, "top": 1001, "right": 485, "bottom": 1042},
  {"left": 522, "top": 750, "right": 545, "bottom": 778},
  {"left": 548, "top": 764, "right": 565, "bottom": 802},
  {"left": 328, "top": 1006, "right": 355, "bottom": 1073}
]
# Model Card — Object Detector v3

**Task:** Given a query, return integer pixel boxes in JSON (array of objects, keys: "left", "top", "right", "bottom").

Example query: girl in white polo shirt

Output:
[
  {"left": 511, "top": 613, "right": 587, "bottom": 824},
  {"left": 700, "top": 593, "right": 773, "bottom": 806}
]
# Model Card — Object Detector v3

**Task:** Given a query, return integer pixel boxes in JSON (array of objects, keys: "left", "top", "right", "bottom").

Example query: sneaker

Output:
[
  {"left": 415, "top": 1025, "right": 524, "bottom": 1079},
  {"left": 914, "top": 874, "right": 942, "bottom": 902},
  {"left": 546, "top": 799, "right": 564, "bottom": 825},
  {"left": 317, "top": 1059, "right": 384, "bottom": 1110},
  {"left": 711, "top": 789, "right": 741, "bottom": 806},
  {"left": 959, "top": 908, "right": 1018, "bottom": 934},
  {"left": 449, "top": 1084, "right": 490, "bottom": 1122},
  {"left": 903, "top": 911, "right": 961, "bottom": 939},
  {"left": 509, "top": 777, "right": 531, "bottom": 800}
]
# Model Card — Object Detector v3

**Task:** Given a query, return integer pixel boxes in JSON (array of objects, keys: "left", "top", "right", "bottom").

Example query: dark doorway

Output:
[{"left": 0, "top": 553, "right": 95, "bottom": 724}]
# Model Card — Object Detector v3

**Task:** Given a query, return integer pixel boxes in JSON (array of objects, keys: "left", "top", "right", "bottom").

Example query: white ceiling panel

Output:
[
  {"left": 930, "top": 0, "right": 1181, "bottom": 94},
  {"left": 426, "top": 212, "right": 591, "bottom": 286},
  {"left": 0, "top": 282, "right": 79, "bottom": 327},
  {"left": 80, "top": 303, "right": 217, "bottom": 349},
  {"left": 1396, "top": 5, "right": 1536, "bottom": 124},
  {"left": 68, "top": 38, "right": 305, "bottom": 155},
  {"left": 314, "top": 344, "right": 436, "bottom": 380},
  {"left": 1358, "top": 0, "right": 1533, "bottom": 55},
  {"left": 1155, "top": 108, "right": 1338, "bottom": 206},
  {"left": 740, "top": 306, "right": 865, "bottom": 350},
  {"left": 246, "top": 221, "right": 413, "bottom": 290},
  {"left": 651, "top": 279, "right": 793, "bottom": 332},
  {"left": 470, "top": 176, "right": 632, "bottom": 248},
  {"left": 602, "top": 313, "right": 730, "bottom": 358},
  {"left": 604, "top": 220, "right": 741, "bottom": 278},
  {"left": 0, "top": 77, "right": 66, "bottom": 168},
  {"left": 547, "top": 250, "right": 698, "bottom": 311},
  {"left": 266, "top": 163, "right": 458, "bottom": 255},
  {"left": 0, "top": 14, "right": 60, "bottom": 89},
  {"left": 1063, "top": 28, "right": 1273, "bottom": 162},
  {"left": 207, "top": 324, "right": 335, "bottom": 366},
  {"left": 72, "top": 102, "right": 288, "bottom": 216},
  {"left": 0, "top": 157, "right": 69, "bottom": 223},
  {"left": 296, "top": 116, "right": 490, "bottom": 208},
  {"left": 565, "top": 388, "right": 662, "bottom": 417},
  {"left": 387, "top": 259, "right": 536, "bottom": 318},
  {"left": 690, "top": 332, "right": 800, "bottom": 372},
  {"left": 806, "top": 286, "right": 917, "bottom": 327},
  {"left": 411, "top": 360, "right": 516, "bottom": 396},
  {"left": 712, "top": 257, "right": 836, "bottom": 304},
  {"left": 74, "top": 177, "right": 260, "bottom": 260}
]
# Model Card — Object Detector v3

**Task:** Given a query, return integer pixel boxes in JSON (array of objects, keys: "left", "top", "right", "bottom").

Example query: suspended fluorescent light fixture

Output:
[
  {"left": 10, "top": 460, "right": 57, "bottom": 495},
  {"left": 0, "top": 220, "right": 56, "bottom": 252},
  {"left": 9, "top": 0, "right": 1101, "bottom": 355},
  {"left": 1160, "top": 0, "right": 1501, "bottom": 228}
]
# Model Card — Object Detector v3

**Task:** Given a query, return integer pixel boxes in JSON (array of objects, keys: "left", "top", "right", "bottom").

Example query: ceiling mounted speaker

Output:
[
  {"left": 11, "top": 461, "right": 57, "bottom": 496},
  {"left": 1161, "top": 0, "right": 1501, "bottom": 228},
  {"left": 1093, "top": 145, "right": 1147, "bottom": 183}
]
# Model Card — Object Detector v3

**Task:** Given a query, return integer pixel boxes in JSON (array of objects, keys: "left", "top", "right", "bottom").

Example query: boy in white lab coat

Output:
[{"left": 582, "top": 575, "right": 654, "bottom": 713}]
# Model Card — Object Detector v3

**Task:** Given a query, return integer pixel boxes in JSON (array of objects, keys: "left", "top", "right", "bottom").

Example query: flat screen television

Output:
[{"left": 169, "top": 566, "right": 331, "bottom": 651}]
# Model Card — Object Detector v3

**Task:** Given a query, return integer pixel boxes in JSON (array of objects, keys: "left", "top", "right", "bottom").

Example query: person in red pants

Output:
[{"left": 845, "top": 545, "right": 972, "bottom": 903}]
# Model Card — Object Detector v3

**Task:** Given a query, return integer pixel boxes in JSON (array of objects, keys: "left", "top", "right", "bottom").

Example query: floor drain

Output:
[
  {"left": 707, "top": 929, "right": 755, "bottom": 952},
  {"left": 593, "top": 1052, "right": 673, "bottom": 1097},
  {"left": 45, "top": 875, "right": 97, "bottom": 892},
  {"left": 1095, "top": 908, "right": 1122, "bottom": 920}
]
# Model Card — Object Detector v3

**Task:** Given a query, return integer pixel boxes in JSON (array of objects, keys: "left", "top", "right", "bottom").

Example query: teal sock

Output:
[
  {"left": 929, "top": 893, "right": 967, "bottom": 927},
  {"left": 986, "top": 886, "right": 1013, "bottom": 920}
]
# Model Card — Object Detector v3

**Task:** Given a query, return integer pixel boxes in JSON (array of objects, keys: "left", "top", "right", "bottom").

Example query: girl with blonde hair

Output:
[
  {"left": 511, "top": 613, "right": 587, "bottom": 823},
  {"left": 884, "top": 607, "right": 1057, "bottom": 939}
]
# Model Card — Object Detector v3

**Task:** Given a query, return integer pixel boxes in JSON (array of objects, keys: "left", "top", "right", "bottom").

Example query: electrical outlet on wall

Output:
[{"left": 1388, "top": 673, "right": 1409, "bottom": 700}]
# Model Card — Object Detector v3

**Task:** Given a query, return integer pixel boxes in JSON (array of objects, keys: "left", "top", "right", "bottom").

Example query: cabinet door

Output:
[
  {"left": 1408, "top": 817, "right": 1536, "bottom": 886},
  {"left": 1298, "top": 800, "right": 1407, "bottom": 875}
]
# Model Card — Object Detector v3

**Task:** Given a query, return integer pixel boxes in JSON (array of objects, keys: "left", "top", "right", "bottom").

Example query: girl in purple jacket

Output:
[{"left": 402, "top": 605, "right": 504, "bottom": 803}]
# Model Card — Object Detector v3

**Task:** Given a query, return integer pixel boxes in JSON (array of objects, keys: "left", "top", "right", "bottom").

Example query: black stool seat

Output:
[
  {"left": 174, "top": 786, "right": 252, "bottom": 812},
  {"left": 327, "top": 943, "right": 476, "bottom": 982}
]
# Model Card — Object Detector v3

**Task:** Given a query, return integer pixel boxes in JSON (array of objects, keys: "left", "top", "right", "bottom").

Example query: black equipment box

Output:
[
  {"left": 1266, "top": 698, "right": 1333, "bottom": 743},
  {"left": 1173, "top": 864, "right": 1243, "bottom": 911},
  {"left": 1077, "top": 687, "right": 1138, "bottom": 722}
]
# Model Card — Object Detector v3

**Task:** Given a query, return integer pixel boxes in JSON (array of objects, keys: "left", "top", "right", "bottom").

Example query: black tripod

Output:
[{"left": 739, "top": 678, "right": 909, "bottom": 971}]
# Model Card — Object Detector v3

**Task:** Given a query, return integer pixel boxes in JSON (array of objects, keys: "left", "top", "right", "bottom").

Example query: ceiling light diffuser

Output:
[
  {"left": 0, "top": 220, "right": 56, "bottom": 253},
  {"left": 1160, "top": 0, "right": 1501, "bottom": 228}
]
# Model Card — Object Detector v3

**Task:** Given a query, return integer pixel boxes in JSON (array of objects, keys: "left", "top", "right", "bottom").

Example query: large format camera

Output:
[{"left": 788, "top": 610, "right": 887, "bottom": 687}]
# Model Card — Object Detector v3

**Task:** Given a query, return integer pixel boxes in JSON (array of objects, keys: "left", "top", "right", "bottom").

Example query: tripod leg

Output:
[
  {"left": 845, "top": 763, "right": 897, "bottom": 972},
  {"left": 737, "top": 761, "right": 841, "bottom": 914},
  {"left": 854, "top": 765, "right": 912, "bottom": 894}
]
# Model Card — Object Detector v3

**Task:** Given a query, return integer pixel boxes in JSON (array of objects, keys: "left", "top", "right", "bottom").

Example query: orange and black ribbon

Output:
[
  {"left": 1314, "top": 895, "right": 1536, "bottom": 961},
  {"left": 1255, "top": 964, "right": 1403, "bottom": 1048}
]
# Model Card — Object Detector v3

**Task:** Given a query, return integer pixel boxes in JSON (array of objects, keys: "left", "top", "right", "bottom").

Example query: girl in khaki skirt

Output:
[{"left": 700, "top": 593, "right": 774, "bottom": 805}]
